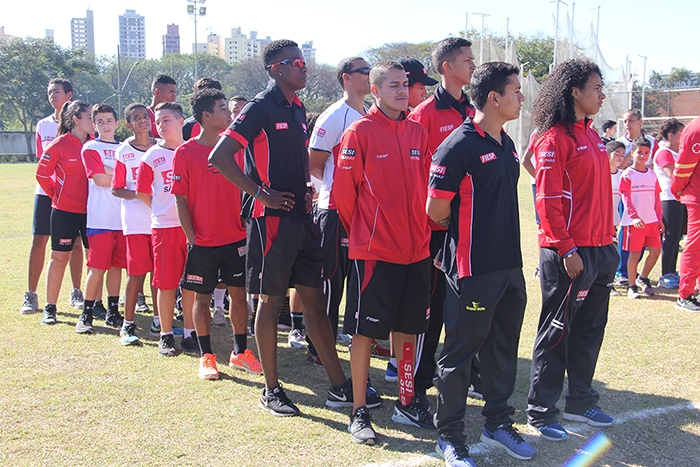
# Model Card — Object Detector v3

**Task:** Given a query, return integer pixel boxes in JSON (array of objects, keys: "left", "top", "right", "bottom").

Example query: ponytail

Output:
[{"left": 58, "top": 100, "right": 91, "bottom": 135}]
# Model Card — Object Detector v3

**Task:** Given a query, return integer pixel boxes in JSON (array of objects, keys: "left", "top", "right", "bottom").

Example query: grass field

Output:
[{"left": 1, "top": 163, "right": 699, "bottom": 467}]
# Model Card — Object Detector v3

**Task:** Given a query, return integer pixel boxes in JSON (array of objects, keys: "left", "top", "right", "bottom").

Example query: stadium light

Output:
[{"left": 187, "top": 0, "right": 207, "bottom": 81}]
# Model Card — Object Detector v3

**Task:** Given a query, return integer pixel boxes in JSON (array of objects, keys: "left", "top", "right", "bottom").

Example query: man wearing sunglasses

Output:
[
  {"left": 307, "top": 56, "right": 371, "bottom": 357},
  {"left": 209, "top": 39, "right": 360, "bottom": 418}
]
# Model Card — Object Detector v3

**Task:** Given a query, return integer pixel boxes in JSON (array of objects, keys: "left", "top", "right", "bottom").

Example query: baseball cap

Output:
[{"left": 400, "top": 58, "right": 438, "bottom": 86}]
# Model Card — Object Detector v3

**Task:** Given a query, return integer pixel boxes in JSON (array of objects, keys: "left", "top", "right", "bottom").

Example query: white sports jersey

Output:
[
  {"left": 611, "top": 169, "right": 622, "bottom": 226},
  {"left": 82, "top": 139, "right": 122, "bottom": 230},
  {"left": 308, "top": 100, "right": 366, "bottom": 210},
  {"left": 619, "top": 167, "right": 660, "bottom": 226},
  {"left": 653, "top": 143, "right": 679, "bottom": 202},
  {"left": 136, "top": 144, "right": 179, "bottom": 229},
  {"left": 113, "top": 140, "right": 153, "bottom": 235},
  {"left": 35, "top": 115, "right": 58, "bottom": 196},
  {"left": 618, "top": 133, "right": 657, "bottom": 167}
]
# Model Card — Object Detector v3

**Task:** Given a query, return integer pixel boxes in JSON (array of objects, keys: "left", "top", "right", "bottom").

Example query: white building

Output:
[
  {"left": 71, "top": 9, "right": 95, "bottom": 55},
  {"left": 119, "top": 9, "right": 146, "bottom": 59}
]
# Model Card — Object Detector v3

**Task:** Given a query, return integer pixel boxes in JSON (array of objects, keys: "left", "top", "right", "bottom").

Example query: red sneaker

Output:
[
  {"left": 199, "top": 353, "right": 219, "bottom": 380},
  {"left": 370, "top": 339, "right": 391, "bottom": 357},
  {"left": 229, "top": 348, "right": 263, "bottom": 374}
]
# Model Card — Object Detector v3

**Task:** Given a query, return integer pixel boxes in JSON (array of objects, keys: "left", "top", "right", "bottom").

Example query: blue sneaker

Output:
[
  {"left": 436, "top": 437, "right": 477, "bottom": 467},
  {"left": 150, "top": 320, "right": 184, "bottom": 336},
  {"left": 385, "top": 361, "right": 398, "bottom": 382},
  {"left": 658, "top": 273, "right": 678, "bottom": 289},
  {"left": 119, "top": 323, "right": 141, "bottom": 346},
  {"left": 92, "top": 300, "right": 107, "bottom": 320},
  {"left": 534, "top": 422, "right": 569, "bottom": 441},
  {"left": 480, "top": 424, "right": 536, "bottom": 460},
  {"left": 563, "top": 407, "right": 614, "bottom": 427}
]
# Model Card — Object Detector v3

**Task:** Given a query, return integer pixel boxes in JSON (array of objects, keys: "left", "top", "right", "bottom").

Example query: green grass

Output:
[{"left": 1, "top": 163, "right": 699, "bottom": 466}]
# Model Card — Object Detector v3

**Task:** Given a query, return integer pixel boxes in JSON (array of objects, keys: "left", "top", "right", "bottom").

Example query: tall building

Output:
[
  {"left": 223, "top": 27, "right": 248, "bottom": 63},
  {"left": 119, "top": 9, "right": 146, "bottom": 59},
  {"left": 247, "top": 31, "right": 272, "bottom": 59},
  {"left": 46, "top": 29, "right": 55, "bottom": 42},
  {"left": 71, "top": 9, "right": 95, "bottom": 55},
  {"left": 163, "top": 24, "right": 180, "bottom": 55},
  {"left": 301, "top": 41, "right": 316, "bottom": 62}
]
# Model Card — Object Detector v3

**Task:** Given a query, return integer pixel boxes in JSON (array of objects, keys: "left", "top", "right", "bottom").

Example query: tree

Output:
[
  {"left": 514, "top": 32, "right": 555, "bottom": 82},
  {"left": 227, "top": 57, "right": 271, "bottom": 103},
  {"left": 364, "top": 41, "right": 438, "bottom": 76},
  {"left": 298, "top": 61, "right": 342, "bottom": 113},
  {"left": 0, "top": 37, "right": 96, "bottom": 156}
]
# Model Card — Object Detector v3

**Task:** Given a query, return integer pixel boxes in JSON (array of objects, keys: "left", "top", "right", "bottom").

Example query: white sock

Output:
[
  {"left": 184, "top": 328, "right": 195, "bottom": 338},
  {"left": 124, "top": 320, "right": 135, "bottom": 326},
  {"left": 213, "top": 288, "right": 225, "bottom": 309},
  {"left": 389, "top": 357, "right": 397, "bottom": 367}
]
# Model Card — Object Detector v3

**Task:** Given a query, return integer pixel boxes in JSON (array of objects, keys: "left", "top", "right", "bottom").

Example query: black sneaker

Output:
[
  {"left": 93, "top": 300, "right": 107, "bottom": 320},
  {"left": 676, "top": 296, "right": 700, "bottom": 312},
  {"left": 391, "top": 394, "right": 436, "bottom": 429},
  {"left": 259, "top": 384, "right": 301, "bottom": 417},
  {"left": 158, "top": 334, "right": 178, "bottom": 357},
  {"left": 75, "top": 313, "right": 94, "bottom": 334},
  {"left": 179, "top": 331, "right": 199, "bottom": 353},
  {"left": 104, "top": 310, "right": 124, "bottom": 328},
  {"left": 349, "top": 406, "right": 377, "bottom": 445},
  {"left": 41, "top": 304, "right": 58, "bottom": 325},
  {"left": 326, "top": 378, "right": 382, "bottom": 409}
]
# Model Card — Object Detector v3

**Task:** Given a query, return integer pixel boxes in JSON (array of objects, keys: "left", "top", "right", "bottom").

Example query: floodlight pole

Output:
[
  {"left": 638, "top": 54, "right": 648, "bottom": 117},
  {"left": 551, "top": 0, "right": 568, "bottom": 68},
  {"left": 188, "top": 0, "right": 207, "bottom": 81},
  {"left": 471, "top": 12, "right": 490, "bottom": 63}
]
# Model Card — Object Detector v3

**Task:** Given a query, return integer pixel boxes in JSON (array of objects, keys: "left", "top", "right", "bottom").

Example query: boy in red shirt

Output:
[{"left": 173, "top": 88, "right": 262, "bottom": 380}]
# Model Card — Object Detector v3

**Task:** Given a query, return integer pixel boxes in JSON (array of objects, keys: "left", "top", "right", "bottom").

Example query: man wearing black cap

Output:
[{"left": 400, "top": 57, "right": 438, "bottom": 110}]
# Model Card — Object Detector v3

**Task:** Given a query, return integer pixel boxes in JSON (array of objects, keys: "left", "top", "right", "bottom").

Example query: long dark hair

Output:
[
  {"left": 532, "top": 59, "right": 602, "bottom": 138},
  {"left": 57, "top": 100, "right": 91, "bottom": 135}
]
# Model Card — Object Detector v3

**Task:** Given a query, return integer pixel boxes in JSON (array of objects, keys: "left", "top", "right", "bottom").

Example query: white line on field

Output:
[{"left": 355, "top": 401, "right": 700, "bottom": 467}]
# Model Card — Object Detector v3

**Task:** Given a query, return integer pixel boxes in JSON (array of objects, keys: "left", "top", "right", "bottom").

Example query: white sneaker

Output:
[
  {"left": 20, "top": 291, "right": 39, "bottom": 314},
  {"left": 212, "top": 306, "right": 227, "bottom": 326},
  {"left": 135, "top": 293, "right": 150, "bottom": 313},
  {"left": 336, "top": 333, "right": 352, "bottom": 344},
  {"left": 69, "top": 288, "right": 84, "bottom": 308},
  {"left": 288, "top": 329, "right": 307, "bottom": 349}
]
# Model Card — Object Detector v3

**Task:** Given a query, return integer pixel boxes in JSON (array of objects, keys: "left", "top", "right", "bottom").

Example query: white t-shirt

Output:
[
  {"left": 611, "top": 169, "right": 622, "bottom": 226},
  {"left": 619, "top": 167, "right": 660, "bottom": 225},
  {"left": 618, "top": 133, "right": 657, "bottom": 167},
  {"left": 308, "top": 100, "right": 366, "bottom": 210},
  {"left": 136, "top": 144, "right": 179, "bottom": 229},
  {"left": 113, "top": 140, "right": 153, "bottom": 235},
  {"left": 82, "top": 139, "right": 122, "bottom": 230},
  {"left": 35, "top": 115, "right": 58, "bottom": 196},
  {"left": 653, "top": 143, "right": 679, "bottom": 202}
]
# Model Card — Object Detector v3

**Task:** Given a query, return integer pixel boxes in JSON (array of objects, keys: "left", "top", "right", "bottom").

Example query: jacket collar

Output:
[{"left": 269, "top": 83, "right": 302, "bottom": 107}]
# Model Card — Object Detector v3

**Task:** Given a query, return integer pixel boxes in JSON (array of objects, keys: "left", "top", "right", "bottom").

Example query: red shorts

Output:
[
  {"left": 152, "top": 227, "right": 187, "bottom": 290},
  {"left": 125, "top": 234, "right": 153, "bottom": 276},
  {"left": 86, "top": 231, "right": 127, "bottom": 270},
  {"left": 623, "top": 222, "right": 662, "bottom": 252}
]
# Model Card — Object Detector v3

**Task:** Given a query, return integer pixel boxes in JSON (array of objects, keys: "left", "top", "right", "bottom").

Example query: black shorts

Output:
[
  {"left": 33, "top": 194, "right": 52, "bottom": 236},
  {"left": 181, "top": 239, "right": 247, "bottom": 294},
  {"left": 315, "top": 208, "right": 349, "bottom": 281},
  {"left": 344, "top": 258, "right": 431, "bottom": 339},
  {"left": 50, "top": 208, "right": 88, "bottom": 252},
  {"left": 246, "top": 216, "right": 323, "bottom": 296}
]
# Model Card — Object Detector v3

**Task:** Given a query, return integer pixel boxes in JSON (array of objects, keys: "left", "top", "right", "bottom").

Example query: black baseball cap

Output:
[{"left": 400, "top": 58, "right": 438, "bottom": 86}]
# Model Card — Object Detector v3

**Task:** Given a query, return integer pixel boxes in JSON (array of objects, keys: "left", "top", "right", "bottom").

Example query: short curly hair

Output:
[
  {"left": 262, "top": 39, "right": 299, "bottom": 68},
  {"left": 532, "top": 59, "right": 602, "bottom": 138}
]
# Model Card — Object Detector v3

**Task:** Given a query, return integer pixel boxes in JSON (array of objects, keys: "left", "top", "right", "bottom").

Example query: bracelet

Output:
[
  {"left": 563, "top": 247, "right": 578, "bottom": 259},
  {"left": 254, "top": 185, "right": 261, "bottom": 199}
]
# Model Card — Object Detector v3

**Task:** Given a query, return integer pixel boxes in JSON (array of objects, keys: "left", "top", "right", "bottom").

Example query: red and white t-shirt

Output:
[
  {"left": 619, "top": 167, "right": 662, "bottom": 226},
  {"left": 112, "top": 140, "right": 154, "bottom": 235},
  {"left": 82, "top": 139, "right": 122, "bottom": 230},
  {"left": 611, "top": 169, "right": 622, "bottom": 226},
  {"left": 35, "top": 132, "right": 90, "bottom": 214},
  {"left": 35, "top": 115, "right": 58, "bottom": 196},
  {"left": 308, "top": 100, "right": 366, "bottom": 210},
  {"left": 135, "top": 144, "right": 179, "bottom": 229},
  {"left": 171, "top": 139, "right": 246, "bottom": 247},
  {"left": 653, "top": 144, "right": 679, "bottom": 202}
]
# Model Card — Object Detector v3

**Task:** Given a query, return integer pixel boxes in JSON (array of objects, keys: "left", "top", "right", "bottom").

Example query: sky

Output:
[{"left": 3, "top": 0, "right": 698, "bottom": 80}]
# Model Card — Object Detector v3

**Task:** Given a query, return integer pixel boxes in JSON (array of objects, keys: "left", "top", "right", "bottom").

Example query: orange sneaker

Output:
[
  {"left": 199, "top": 353, "right": 219, "bottom": 380},
  {"left": 229, "top": 348, "right": 263, "bottom": 374}
]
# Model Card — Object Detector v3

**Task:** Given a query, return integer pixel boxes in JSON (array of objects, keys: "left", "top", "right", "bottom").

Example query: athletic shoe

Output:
[
  {"left": 326, "top": 378, "right": 382, "bottom": 409},
  {"left": 135, "top": 293, "right": 150, "bottom": 313},
  {"left": 212, "top": 306, "right": 227, "bottom": 326},
  {"left": 119, "top": 323, "right": 141, "bottom": 346},
  {"left": 336, "top": 333, "right": 352, "bottom": 344},
  {"left": 158, "top": 334, "right": 178, "bottom": 357},
  {"left": 468, "top": 382, "right": 484, "bottom": 399},
  {"left": 259, "top": 384, "right": 300, "bottom": 417},
  {"left": 349, "top": 406, "right": 377, "bottom": 445},
  {"left": 149, "top": 321, "right": 183, "bottom": 336},
  {"left": 676, "top": 296, "right": 700, "bottom": 312},
  {"left": 199, "top": 353, "right": 219, "bottom": 380},
  {"left": 69, "top": 288, "right": 84, "bottom": 308},
  {"left": 436, "top": 437, "right": 476, "bottom": 467},
  {"left": 563, "top": 407, "right": 614, "bottom": 427},
  {"left": 277, "top": 311, "right": 292, "bottom": 330},
  {"left": 93, "top": 300, "right": 107, "bottom": 320},
  {"left": 249, "top": 310, "right": 256, "bottom": 336},
  {"left": 229, "top": 348, "right": 262, "bottom": 374},
  {"left": 175, "top": 310, "right": 184, "bottom": 322},
  {"left": 615, "top": 274, "right": 629, "bottom": 286},
  {"left": 480, "top": 423, "right": 536, "bottom": 460},
  {"left": 104, "top": 309, "right": 124, "bottom": 328},
  {"left": 307, "top": 349, "right": 323, "bottom": 367},
  {"left": 534, "top": 422, "right": 569, "bottom": 441},
  {"left": 391, "top": 394, "right": 435, "bottom": 429},
  {"left": 609, "top": 287, "right": 621, "bottom": 296},
  {"left": 287, "top": 329, "right": 307, "bottom": 349},
  {"left": 635, "top": 277, "right": 655, "bottom": 296},
  {"left": 672, "top": 271, "right": 681, "bottom": 284},
  {"left": 627, "top": 285, "right": 641, "bottom": 299},
  {"left": 385, "top": 361, "right": 398, "bottom": 382},
  {"left": 75, "top": 313, "right": 94, "bottom": 334},
  {"left": 370, "top": 339, "right": 391, "bottom": 357},
  {"left": 118, "top": 294, "right": 125, "bottom": 306},
  {"left": 20, "top": 291, "right": 39, "bottom": 314},
  {"left": 658, "top": 273, "right": 677, "bottom": 289},
  {"left": 41, "top": 304, "right": 57, "bottom": 325},
  {"left": 179, "top": 331, "right": 199, "bottom": 353}
]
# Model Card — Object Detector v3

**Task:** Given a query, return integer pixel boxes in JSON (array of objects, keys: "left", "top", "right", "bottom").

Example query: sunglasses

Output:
[
  {"left": 267, "top": 57, "right": 306, "bottom": 69},
  {"left": 348, "top": 66, "right": 372, "bottom": 75}
]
